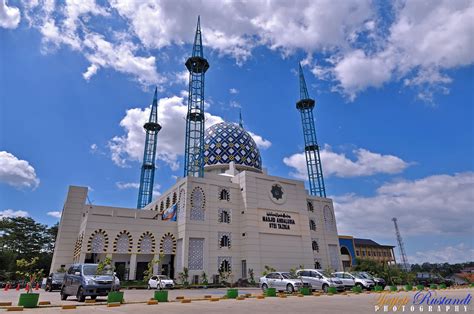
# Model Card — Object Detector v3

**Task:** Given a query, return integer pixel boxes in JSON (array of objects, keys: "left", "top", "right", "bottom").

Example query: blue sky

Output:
[{"left": 1, "top": 0, "right": 473, "bottom": 264}]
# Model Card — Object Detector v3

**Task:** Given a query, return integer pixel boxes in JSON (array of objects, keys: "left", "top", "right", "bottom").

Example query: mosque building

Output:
[{"left": 50, "top": 18, "right": 344, "bottom": 282}]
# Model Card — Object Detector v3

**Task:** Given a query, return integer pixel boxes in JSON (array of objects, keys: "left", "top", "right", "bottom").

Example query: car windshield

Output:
[
  {"left": 281, "top": 273, "right": 298, "bottom": 279},
  {"left": 158, "top": 275, "right": 170, "bottom": 280},
  {"left": 360, "top": 272, "right": 374, "bottom": 279},
  {"left": 52, "top": 273, "right": 65, "bottom": 280},
  {"left": 83, "top": 265, "right": 113, "bottom": 276},
  {"left": 352, "top": 273, "right": 365, "bottom": 279},
  {"left": 319, "top": 271, "right": 332, "bottom": 278}
]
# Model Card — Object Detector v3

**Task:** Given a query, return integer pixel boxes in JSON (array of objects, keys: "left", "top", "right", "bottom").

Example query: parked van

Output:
[{"left": 60, "top": 264, "right": 115, "bottom": 302}]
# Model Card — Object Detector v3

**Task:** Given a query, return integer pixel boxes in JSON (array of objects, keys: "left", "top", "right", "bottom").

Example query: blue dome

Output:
[{"left": 204, "top": 122, "right": 262, "bottom": 171}]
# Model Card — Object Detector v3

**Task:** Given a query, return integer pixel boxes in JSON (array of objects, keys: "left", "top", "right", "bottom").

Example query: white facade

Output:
[{"left": 51, "top": 164, "right": 343, "bottom": 282}]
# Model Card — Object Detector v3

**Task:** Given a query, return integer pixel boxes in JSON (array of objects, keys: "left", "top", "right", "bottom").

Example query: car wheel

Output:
[
  {"left": 261, "top": 283, "right": 268, "bottom": 292},
  {"left": 60, "top": 288, "right": 68, "bottom": 301},
  {"left": 286, "top": 284, "right": 294, "bottom": 293},
  {"left": 76, "top": 286, "right": 85, "bottom": 302},
  {"left": 356, "top": 283, "right": 364, "bottom": 290},
  {"left": 322, "top": 284, "right": 329, "bottom": 293}
]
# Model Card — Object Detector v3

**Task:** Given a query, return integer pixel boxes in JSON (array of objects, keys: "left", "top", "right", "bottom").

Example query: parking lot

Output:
[{"left": 0, "top": 287, "right": 472, "bottom": 313}]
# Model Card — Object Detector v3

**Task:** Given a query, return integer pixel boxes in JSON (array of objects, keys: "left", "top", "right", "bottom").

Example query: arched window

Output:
[
  {"left": 323, "top": 205, "right": 336, "bottom": 232},
  {"left": 88, "top": 230, "right": 108, "bottom": 253},
  {"left": 114, "top": 231, "right": 132, "bottom": 253},
  {"left": 160, "top": 201, "right": 164, "bottom": 212},
  {"left": 166, "top": 197, "right": 170, "bottom": 209},
  {"left": 220, "top": 259, "right": 231, "bottom": 272},
  {"left": 190, "top": 187, "right": 205, "bottom": 221},
  {"left": 314, "top": 261, "right": 321, "bottom": 269},
  {"left": 307, "top": 201, "right": 314, "bottom": 212},
  {"left": 138, "top": 232, "right": 155, "bottom": 254},
  {"left": 312, "top": 240, "right": 319, "bottom": 252},
  {"left": 309, "top": 219, "right": 316, "bottom": 231},
  {"left": 160, "top": 233, "right": 176, "bottom": 255},
  {"left": 219, "top": 189, "right": 230, "bottom": 201},
  {"left": 172, "top": 192, "right": 177, "bottom": 205},
  {"left": 154, "top": 205, "right": 158, "bottom": 211},
  {"left": 218, "top": 209, "right": 230, "bottom": 223},
  {"left": 220, "top": 235, "right": 230, "bottom": 248}
]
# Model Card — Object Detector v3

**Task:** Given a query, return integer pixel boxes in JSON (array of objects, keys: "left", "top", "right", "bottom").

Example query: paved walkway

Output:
[{"left": 1, "top": 287, "right": 472, "bottom": 313}]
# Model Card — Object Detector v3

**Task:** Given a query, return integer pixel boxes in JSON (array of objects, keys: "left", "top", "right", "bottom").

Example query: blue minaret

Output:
[
  {"left": 137, "top": 88, "right": 161, "bottom": 209},
  {"left": 183, "top": 16, "right": 209, "bottom": 177},
  {"left": 296, "top": 63, "right": 326, "bottom": 197}
]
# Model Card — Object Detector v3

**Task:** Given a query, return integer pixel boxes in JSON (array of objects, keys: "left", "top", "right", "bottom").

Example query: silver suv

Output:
[
  {"left": 332, "top": 271, "right": 375, "bottom": 290},
  {"left": 296, "top": 269, "right": 345, "bottom": 292},
  {"left": 259, "top": 272, "right": 311, "bottom": 293}
]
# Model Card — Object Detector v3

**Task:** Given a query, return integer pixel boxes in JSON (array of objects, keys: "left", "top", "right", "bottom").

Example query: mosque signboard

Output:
[{"left": 258, "top": 209, "right": 301, "bottom": 235}]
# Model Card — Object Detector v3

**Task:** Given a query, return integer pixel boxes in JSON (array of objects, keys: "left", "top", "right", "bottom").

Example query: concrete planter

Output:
[
  {"left": 226, "top": 289, "right": 238, "bottom": 299},
  {"left": 154, "top": 290, "right": 168, "bottom": 302},
  {"left": 107, "top": 291, "right": 124, "bottom": 303},
  {"left": 299, "top": 287, "right": 311, "bottom": 295},
  {"left": 265, "top": 288, "right": 277, "bottom": 297},
  {"left": 18, "top": 293, "right": 40, "bottom": 308}
]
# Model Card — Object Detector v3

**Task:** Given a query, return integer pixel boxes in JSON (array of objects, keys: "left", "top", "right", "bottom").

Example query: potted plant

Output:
[
  {"left": 16, "top": 257, "right": 43, "bottom": 308},
  {"left": 177, "top": 267, "right": 189, "bottom": 287},
  {"left": 144, "top": 256, "right": 168, "bottom": 303},
  {"left": 97, "top": 257, "right": 123, "bottom": 303},
  {"left": 200, "top": 271, "right": 208, "bottom": 287}
]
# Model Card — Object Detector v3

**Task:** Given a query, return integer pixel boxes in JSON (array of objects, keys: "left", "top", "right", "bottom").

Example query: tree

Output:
[{"left": 0, "top": 217, "right": 49, "bottom": 257}]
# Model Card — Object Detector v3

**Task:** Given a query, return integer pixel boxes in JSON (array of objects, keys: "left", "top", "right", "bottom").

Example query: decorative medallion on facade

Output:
[
  {"left": 190, "top": 186, "right": 205, "bottom": 221},
  {"left": 160, "top": 232, "right": 177, "bottom": 255},
  {"left": 203, "top": 122, "right": 262, "bottom": 170},
  {"left": 138, "top": 231, "right": 155, "bottom": 254},
  {"left": 114, "top": 230, "right": 132, "bottom": 253},
  {"left": 269, "top": 183, "right": 286, "bottom": 204},
  {"left": 88, "top": 229, "right": 109, "bottom": 253},
  {"left": 188, "top": 238, "right": 204, "bottom": 270}
]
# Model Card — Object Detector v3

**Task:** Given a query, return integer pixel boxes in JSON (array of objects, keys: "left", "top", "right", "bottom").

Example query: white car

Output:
[
  {"left": 332, "top": 272, "right": 375, "bottom": 290},
  {"left": 148, "top": 275, "right": 174, "bottom": 290}
]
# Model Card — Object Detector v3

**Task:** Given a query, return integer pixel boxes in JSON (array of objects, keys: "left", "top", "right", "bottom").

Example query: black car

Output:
[
  {"left": 45, "top": 273, "right": 66, "bottom": 292},
  {"left": 415, "top": 273, "right": 454, "bottom": 287}
]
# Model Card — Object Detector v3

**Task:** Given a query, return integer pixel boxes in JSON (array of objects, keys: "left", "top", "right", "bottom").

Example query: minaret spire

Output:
[
  {"left": 183, "top": 16, "right": 209, "bottom": 177},
  {"left": 137, "top": 87, "right": 162, "bottom": 208},
  {"left": 296, "top": 63, "right": 326, "bottom": 197},
  {"left": 239, "top": 109, "right": 243, "bottom": 128}
]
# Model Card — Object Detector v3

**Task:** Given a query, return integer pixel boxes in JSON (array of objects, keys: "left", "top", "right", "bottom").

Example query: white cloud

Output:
[
  {"left": 116, "top": 182, "right": 140, "bottom": 189},
  {"left": 317, "top": 0, "right": 474, "bottom": 101},
  {"left": 0, "top": 0, "right": 20, "bottom": 29},
  {"left": 229, "top": 88, "right": 239, "bottom": 94},
  {"left": 409, "top": 243, "right": 474, "bottom": 265},
  {"left": 333, "top": 172, "right": 474, "bottom": 238},
  {"left": 229, "top": 100, "right": 241, "bottom": 108},
  {"left": 47, "top": 211, "right": 62, "bottom": 219},
  {"left": 0, "top": 209, "right": 29, "bottom": 219},
  {"left": 0, "top": 151, "right": 40, "bottom": 189},
  {"left": 17, "top": 1, "right": 473, "bottom": 100},
  {"left": 248, "top": 131, "right": 272, "bottom": 150},
  {"left": 283, "top": 145, "right": 409, "bottom": 179}
]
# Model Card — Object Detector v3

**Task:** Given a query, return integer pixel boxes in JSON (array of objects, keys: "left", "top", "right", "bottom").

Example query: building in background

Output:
[{"left": 338, "top": 236, "right": 396, "bottom": 270}]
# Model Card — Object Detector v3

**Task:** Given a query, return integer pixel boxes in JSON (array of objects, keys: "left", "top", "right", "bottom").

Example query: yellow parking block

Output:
[
  {"left": 181, "top": 299, "right": 191, "bottom": 303},
  {"left": 38, "top": 301, "right": 51, "bottom": 305},
  {"left": 176, "top": 296, "right": 185, "bottom": 300},
  {"left": 0, "top": 302, "right": 13, "bottom": 306},
  {"left": 236, "top": 296, "right": 245, "bottom": 300},
  {"left": 204, "top": 295, "right": 212, "bottom": 298},
  {"left": 210, "top": 298, "right": 219, "bottom": 302},
  {"left": 85, "top": 299, "right": 96, "bottom": 304},
  {"left": 6, "top": 307, "right": 23, "bottom": 312},
  {"left": 257, "top": 295, "right": 265, "bottom": 299},
  {"left": 147, "top": 300, "right": 158, "bottom": 305},
  {"left": 62, "top": 305, "right": 77, "bottom": 310},
  {"left": 107, "top": 302, "right": 121, "bottom": 307}
]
